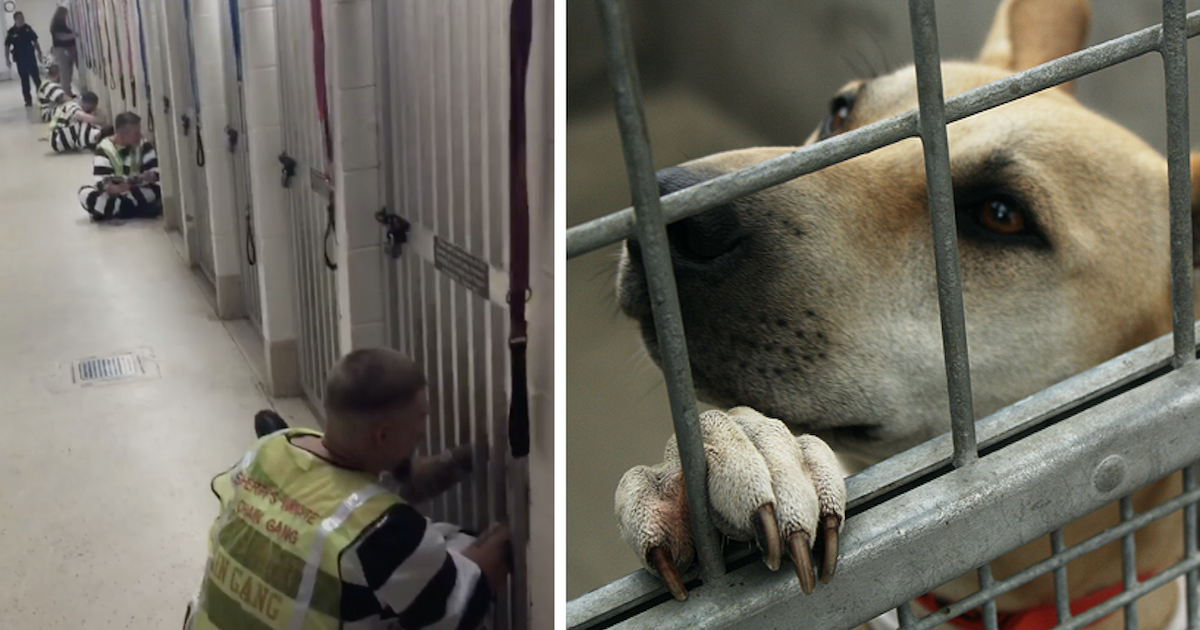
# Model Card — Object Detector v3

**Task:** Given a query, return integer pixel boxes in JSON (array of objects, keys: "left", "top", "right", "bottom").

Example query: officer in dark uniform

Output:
[{"left": 4, "top": 12, "right": 45, "bottom": 107}]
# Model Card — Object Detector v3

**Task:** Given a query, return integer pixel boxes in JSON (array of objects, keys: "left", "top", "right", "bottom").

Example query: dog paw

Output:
[{"left": 614, "top": 407, "right": 846, "bottom": 600}]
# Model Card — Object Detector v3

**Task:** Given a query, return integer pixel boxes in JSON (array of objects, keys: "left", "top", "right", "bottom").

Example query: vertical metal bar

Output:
[
  {"left": 1120, "top": 496, "right": 1138, "bottom": 630},
  {"left": 1162, "top": 0, "right": 1195, "bottom": 368},
  {"left": 594, "top": 0, "right": 725, "bottom": 580},
  {"left": 1052, "top": 528, "right": 1072, "bottom": 625},
  {"left": 1185, "top": 464, "right": 1199, "bottom": 630},
  {"left": 907, "top": 0, "right": 977, "bottom": 468},
  {"left": 897, "top": 603, "right": 918, "bottom": 630},
  {"left": 978, "top": 565, "right": 999, "bottom": 630}
]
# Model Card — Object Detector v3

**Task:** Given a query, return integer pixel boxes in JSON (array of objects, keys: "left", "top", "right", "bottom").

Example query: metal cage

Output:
[{"left": 566, "top": 1, "right": 1200, "bottom": 629}]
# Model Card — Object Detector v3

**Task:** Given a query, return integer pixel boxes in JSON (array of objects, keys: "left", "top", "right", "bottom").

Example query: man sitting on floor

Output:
[
  {"left": 49, "top": 91, "right": 105, "bottom": 154},
  {"left": 78, "top": 112, "right": 162, "bottom": 222},
  {"left": 36, "top": 63, "right": 64, "bottom": 122}
]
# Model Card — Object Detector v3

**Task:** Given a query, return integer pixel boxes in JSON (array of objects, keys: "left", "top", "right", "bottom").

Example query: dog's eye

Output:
[
  {"left": 819, "top": 93, "right": 856, "bottom": 140},
  {"left": 979, "top": 198, "right": 1027, "bottom": 235}
]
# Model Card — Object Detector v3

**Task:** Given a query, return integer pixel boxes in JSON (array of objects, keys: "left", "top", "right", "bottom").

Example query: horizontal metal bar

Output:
[
  {"left": 570, "top": 358, "right": 1200, "bottom": 630},
  {"left": 567, "top": 321, "right": 1200, "bottom": 630},
  {"left": 911, "top": 485, "right": 1200, "bottom": 630},
  {"left": 908, "top": 0, "right": 977, "bottom": 469},
  {"left": 594, "top": 0, "right": 725, "bottom": 581},
  {"left": 565, "top": 9, "right": 1200, "bottom": 260}
]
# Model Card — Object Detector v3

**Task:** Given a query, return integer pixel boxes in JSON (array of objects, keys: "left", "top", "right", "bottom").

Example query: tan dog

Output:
[{"left": 613, "top": 1, "right": 1193, "bottom": 628}]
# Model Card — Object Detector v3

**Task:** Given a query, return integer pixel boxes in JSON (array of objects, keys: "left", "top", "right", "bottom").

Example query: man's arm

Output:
[
  {"left": 93, "top": 148, "right": 126, "bottom": 194},
  {"left": 4, "top": 35, "right": 12, "bottom": 66},
  {"left": 395, "top": 444, "right": 477, "bottom": 504},
  {"left": 346, "top": 505, "right": 498, "bottom": 630}
]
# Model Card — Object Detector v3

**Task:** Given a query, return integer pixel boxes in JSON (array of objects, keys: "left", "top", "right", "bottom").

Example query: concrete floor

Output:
[{"left": 0, "top": 82, "right": 319, "bottom": 628}]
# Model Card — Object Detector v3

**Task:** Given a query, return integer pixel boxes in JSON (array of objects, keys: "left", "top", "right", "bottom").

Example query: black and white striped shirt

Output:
[
  {"left": 37, "top": 80, "right": 63, "bottom": 106},
  {"left": 55, "top": 101, "right": 82, "bottom": 124},
  {"left": 339, "top": 504, "right": 493, "bottom": 629},
  {"left": 92, "top": 141, "right": 160, "bottom": 185}
]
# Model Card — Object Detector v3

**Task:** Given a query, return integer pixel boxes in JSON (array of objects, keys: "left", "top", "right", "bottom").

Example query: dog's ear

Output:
[{"left": 978, "top": 0, "right": 1091, "bottom": 94}]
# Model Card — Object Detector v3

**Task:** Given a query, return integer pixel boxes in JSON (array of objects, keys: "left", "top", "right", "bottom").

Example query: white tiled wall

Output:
[
  {"left": 194, "top": 0, "right": 239, "bottom": 280},
  {"left": 327, "top": 0, "right": 384, "bottom": 353},
  {"left": 238, "top": 0, "right": 296, "bottom": 345}
]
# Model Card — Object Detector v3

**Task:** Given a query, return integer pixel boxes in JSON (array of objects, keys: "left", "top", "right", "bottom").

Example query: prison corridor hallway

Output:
[{"left": 0, "top": 82, "right": 319, "bottom": 627}]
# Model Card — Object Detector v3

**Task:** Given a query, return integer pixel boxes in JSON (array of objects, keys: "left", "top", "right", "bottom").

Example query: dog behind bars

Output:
[{"left": 605, "top": 1, "right": 1195, "bottom": 628}]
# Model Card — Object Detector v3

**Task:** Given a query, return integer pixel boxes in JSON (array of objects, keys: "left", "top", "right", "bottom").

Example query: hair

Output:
[
  {"left": 50, "top": 7, "right": 68, "bottom": 31},
  {"left": 114, "top": 112, "right": 141, "bottom": 132},
  {"left": 80, "top": 91, "right": 98, "bottom": 107},
  {"left": 53, "top": 92, "right": 66, "bottom": 105},
  {"left": 324, "top": 348, "right": 428, "bottom": 423},
  {"left": 12, "top": 11, "right": 22, "bottom": 20}
]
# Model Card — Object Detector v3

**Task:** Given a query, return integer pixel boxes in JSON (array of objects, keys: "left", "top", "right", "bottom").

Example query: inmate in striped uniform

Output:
[
  {"left": 183, "top": 498, "right": 494, "bottom": 630},
  {"left": 36, "top": 79, "right": 63, "bottom": 122},
  {"left": 334, "top": 503, "right": 494, "bottom": 628},
  {"left": 50, "top": 101, "right": 103, "bottom": 153},
  {"left": 78, "top": 138, "right": 163, "bottom": 222}
]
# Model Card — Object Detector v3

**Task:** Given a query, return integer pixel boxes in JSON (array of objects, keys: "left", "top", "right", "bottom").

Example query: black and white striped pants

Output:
[
  {"left": 39, "top": 104, "right": 52, "bottom": 122},
  {"left": 78, "top": 183, "right": 163, "bottom": 221},
  {"left": 51, "top": 122, "right": 101, "bottom": 154}
]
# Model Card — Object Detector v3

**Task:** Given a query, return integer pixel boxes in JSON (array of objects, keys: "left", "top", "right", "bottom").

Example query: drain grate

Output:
[{"left": 73, "top": 353, "right": 145, "bottom": 383}]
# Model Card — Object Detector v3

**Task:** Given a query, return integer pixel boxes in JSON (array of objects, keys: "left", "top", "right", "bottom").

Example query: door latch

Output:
[
  {"left": 375, "top": 207, "right": 412, "bottom": 259},
  {"left": 279, "top": 153, "right": 298, "bottom": 188}
]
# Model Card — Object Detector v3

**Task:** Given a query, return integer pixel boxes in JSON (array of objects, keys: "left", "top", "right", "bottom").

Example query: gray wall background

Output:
[{"left": 566, "top": 0, "right": 1200, "bottom": 600}]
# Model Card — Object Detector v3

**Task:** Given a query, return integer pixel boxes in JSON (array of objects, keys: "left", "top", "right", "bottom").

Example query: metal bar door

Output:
[
  {"left": 223, "top": 0, "right": 260, "bottom": 328},
  {"left": 276, "top": 0, "right": 339, "bottom": 410},
  {"left": 374, "top": 0, "right": 523, "bottom": 627}
]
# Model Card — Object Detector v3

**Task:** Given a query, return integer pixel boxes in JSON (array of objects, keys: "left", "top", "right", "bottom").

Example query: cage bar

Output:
[
  {"left": 1120, "top": 496, "right": 1138, "bottom": 630},
  {"left": 1162, "top": 0, "right": 1195, "bottom": 368},
  {"left": 907, "top": 0, "right": 977, "bottom": 467},
  {"left": 1051, "top": 529, "right": 1071, "bottom": 625},
  {"left": 978, "top": 565, "right": 998, "bottom": 630},
  {"left": 1185, "top": 464, "right": 1198, "bottom": 630},
  {"left": 592, "top": 0, "right": 725, "bottom": 582}
]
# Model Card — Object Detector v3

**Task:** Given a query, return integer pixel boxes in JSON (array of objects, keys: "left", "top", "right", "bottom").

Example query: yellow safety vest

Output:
[
  {"left": 96, "top": 138, "right": 143, "bottom": 178},
  {"left": 186, "top": 429, "right": 402, "bottom": 630}
]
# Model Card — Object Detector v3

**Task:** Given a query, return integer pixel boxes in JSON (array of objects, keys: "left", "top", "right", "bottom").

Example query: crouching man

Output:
[
  {"left": 36, "top": 63, "right": 64, "bottom": 122},
  {"left": 49, "top": 91, "right": 104, "bottom": 153},
  {"left": 184, "top": 348, "right": 510, "bottom": 630},
  {"left": 78, "top": 112, "right": 162, "bottom": 222}
]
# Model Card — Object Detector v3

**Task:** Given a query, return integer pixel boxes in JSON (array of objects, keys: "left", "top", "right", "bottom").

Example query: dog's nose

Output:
[{"left": 657, "top": 167, "right": 744, "bottom": 264}]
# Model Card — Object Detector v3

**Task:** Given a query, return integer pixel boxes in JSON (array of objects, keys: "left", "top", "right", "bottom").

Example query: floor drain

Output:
[{"left": 73, "top": 353, "right": 145, "bottom": 384}]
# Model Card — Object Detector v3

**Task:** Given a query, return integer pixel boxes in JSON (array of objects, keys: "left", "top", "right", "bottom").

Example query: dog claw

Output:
[
  {"left": 820, "top": 515, "right": 840, "bottom": 583},
  {"left": 650, "top": 547, "right": 688, "bottom": 601},
  {"left": 756, "top": 504, "right": 782, "bottom": 571},
  {"left": 788, "top": 532, "right": 816, "bottom": 594}
]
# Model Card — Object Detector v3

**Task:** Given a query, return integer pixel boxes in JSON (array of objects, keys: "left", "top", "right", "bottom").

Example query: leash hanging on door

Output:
[
  {"left": 134, "top": 0, "right": 150, "bottom": 109},
  {"left": 182, "top": 0, "right": 205, "bottom": 167},
  {"left": 507, "top": 0, "right": 533, "bottom": 459},
  {"left": 229, "top": 0, "right": 254, "bottom": 267},
  {"left": 311, "top": 0, "right": 337, "bottom": 271}
]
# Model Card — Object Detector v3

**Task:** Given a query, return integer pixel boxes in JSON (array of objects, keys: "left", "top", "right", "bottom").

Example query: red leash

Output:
[
  {"left": 916, "top": 571, "right": 1156, "bottom": 630},
  {"left": 507, "top": 0, "right": 533, "bottom": 459}
]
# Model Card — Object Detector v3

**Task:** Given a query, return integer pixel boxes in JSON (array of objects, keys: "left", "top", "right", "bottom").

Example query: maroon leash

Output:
[{"left": 508, "top": 0, "right": 533, "bottom": 459}]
